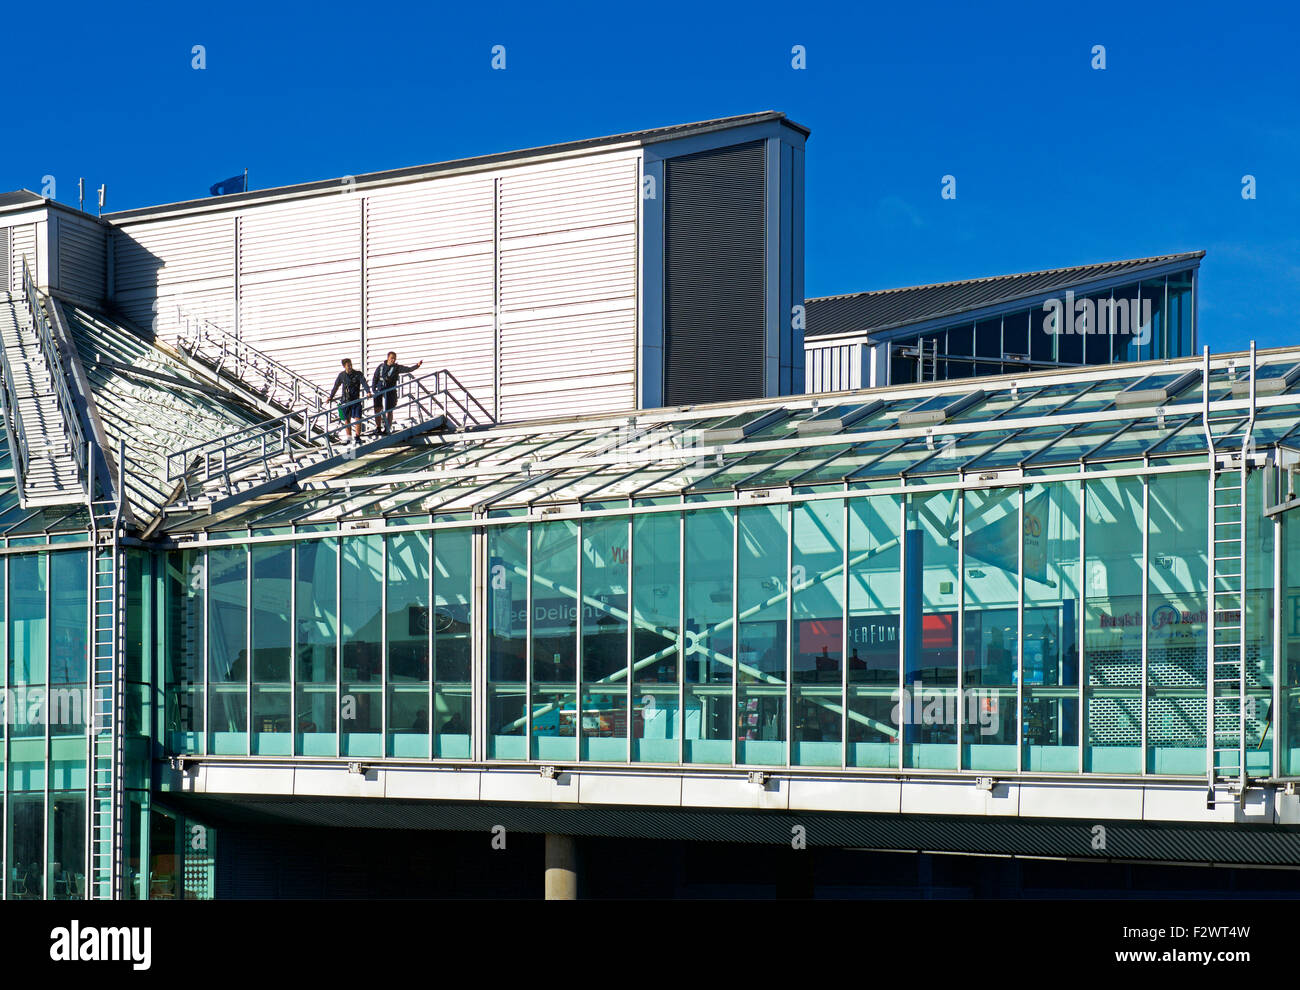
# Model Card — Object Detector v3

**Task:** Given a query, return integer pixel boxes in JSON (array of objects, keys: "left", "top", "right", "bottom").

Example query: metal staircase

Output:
[
  {"left": 0, "top": 262, "right": 88, "bottom": 505},
  {"left": 174, "top": 308, "right": 330, "bottom": 416},
  {"left": 164, "top": 367, "right": 492, "bottom": 513},
  {"left": 87, "top": 447, "right": 126, "bottom": 899},
  {"left": 1202, "top": 344, "right": 1259, "bottom": 804}
]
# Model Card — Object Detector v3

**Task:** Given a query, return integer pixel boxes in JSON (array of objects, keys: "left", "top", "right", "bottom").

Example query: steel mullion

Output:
[
  {"left": 574, "top": 518, "right": 583, "bottom": 763},
  {"left": 956, "top": 492, "right": 964, "bottom": 770},
  {"left": 677, "top": 508, "right": 685, "bottom": 766},
  {"left": 42, "top": 551, "right": 50, "bottom": 899},
  {"left": 434, "top": 524, "right": 439, "bottom": 753},
  {"left": 731, "top": 506, "right": 739, "bottom": 768},
  {"left": 380, "top": 535, "right": 388, "bottom": 754},
  {"left": 624, "top": 515, "right": 633, "bottom": 764},
  {"left": 289, "top": 541, "right": 297, "bottom": 757},
  {"left": 841, "top": 496, "right": 849, "bottom": 770},
  {"left": 897, "top": 492, "right": 906, "bottom": 772},
  {"left": 785, "top": 502, "right": 793, "bottom": 767},
  {"left": 1140, "top": 475, "right": 1149, "bottom": 775},
  {"left": 1078, "top": 480, "right": 1086, "bottom": 774},
  {"left": 524, "top": 524, "right": 533, "bottom": 761},
  {"left": 1017, "top": 486, "right": 1025, "bottom": 774},
  {"left": 245, "top": 545, "right": 252, "bottom": 758},
  {"left": 334, "top": 538, "right": 341, "bottom": 760}
]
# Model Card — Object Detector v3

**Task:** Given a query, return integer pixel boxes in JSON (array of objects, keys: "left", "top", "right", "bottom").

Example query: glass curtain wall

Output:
[
  {"left": 887, "top": 272, "right": 1196, "bottom": 384},
  {"left": 159, "top": 462, "right": 1291, "bottom": 781}
]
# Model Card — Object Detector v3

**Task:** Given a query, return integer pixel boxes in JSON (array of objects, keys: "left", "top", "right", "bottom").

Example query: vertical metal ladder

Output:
[
  {"left": 1203, "top": 344, "right": 1257, "bottom": 804},
  {"left": 87, "top": 443, "right": 126, "bottom": 899},
  {"left": 919, "top": 337, "right": 939, "bottom": 382}
]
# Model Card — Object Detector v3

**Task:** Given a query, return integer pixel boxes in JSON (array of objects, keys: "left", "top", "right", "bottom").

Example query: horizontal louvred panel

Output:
[
  {"left": 664, "top": 141, "right": 765, "bottom": 406},
  {"left": 57, "top": 216, "right": 107, "bottom": 303},
  {"left": 239, "top": 198, "right": 361, "bottom": 273},
  {"left": 498, "top": 154, "right": 638, "bottom": 240},
  {"left": 498, "top": 229, "right": 636, "bottom": 312},
  {"left": 366, "top": 177, "right": 494, "bottom": 256},
  {"left": 10, "top": 223, "right": 38, "bottom": 293},
  {"left": 113, "top": 216, "right": 234, "bottom": 292},
  {"left": 240, "top": 270, "right": 361, "bottom": 389},
  {"left": 499, "top": 307, "right": 635, "bottom": 420},
  {"left": 365, "top": 314, "right": 496, "bottom": 416},
  {"left": 366, "top": 253, "right": 495, "bottom": 326}
]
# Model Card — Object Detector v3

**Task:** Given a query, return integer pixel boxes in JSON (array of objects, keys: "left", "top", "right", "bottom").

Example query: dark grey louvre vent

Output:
[{"left": 663, "top": 141, "right": 766, "bottom": 405}]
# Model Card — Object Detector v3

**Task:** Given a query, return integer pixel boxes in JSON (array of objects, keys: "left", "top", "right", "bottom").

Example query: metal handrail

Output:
[
  {"left": 165, "top": 367, "right": 485, "bottom": 494},
  {"left": 22, "top": 261, "right": 89, "bottom": 484},
  {"left": 175, "top": 307, "right": 331, "bottom": 415},
  {"left": 0, "top": 319, "right": 30, "bottom": 482}
]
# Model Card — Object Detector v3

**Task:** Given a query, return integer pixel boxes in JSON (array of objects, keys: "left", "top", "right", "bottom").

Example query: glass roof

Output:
[{"left": 147, "top": 349, "right": 1300, "bottom": 534}]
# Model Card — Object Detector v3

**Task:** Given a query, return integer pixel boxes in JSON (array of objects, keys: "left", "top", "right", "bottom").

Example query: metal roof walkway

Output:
[{"left": 0, "top": 263, "right": 87, "bottom": 506}]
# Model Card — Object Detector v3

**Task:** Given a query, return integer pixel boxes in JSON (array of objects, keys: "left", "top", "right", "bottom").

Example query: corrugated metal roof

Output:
[
  {"left": 806, "top": 251, "right": 1205, "bottom": 339},
  {"left": 104, "top": 111, "right": 808, "bottom": 222}
]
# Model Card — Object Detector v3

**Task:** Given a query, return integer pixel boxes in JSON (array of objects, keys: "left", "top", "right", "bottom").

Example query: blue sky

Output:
[{"left": 4, "top": 0, "right": 1297, "bottom": 351}]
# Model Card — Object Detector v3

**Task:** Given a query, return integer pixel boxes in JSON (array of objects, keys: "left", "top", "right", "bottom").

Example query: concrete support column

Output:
[{"left": 544, "top": 833, "right": 577, "bottom": 900}]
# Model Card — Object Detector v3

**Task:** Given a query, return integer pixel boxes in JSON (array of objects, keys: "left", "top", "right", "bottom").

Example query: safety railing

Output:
[
  {"left": 165, "top": 367, "right": 485, "bottom": 496},
  {"left": 175, "top": 308, "right": 331, "bottom": 416},
  {"left": 23, "top": 260, "right": 88, "bottom": 485},
  {"left": 0, "top": 318, "right": 30, "bottom": 483}
]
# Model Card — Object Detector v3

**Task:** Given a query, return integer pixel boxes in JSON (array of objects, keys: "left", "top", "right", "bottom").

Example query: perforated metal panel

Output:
[{"left": 664, "top": 141, "right": 766, "bottom": 406}]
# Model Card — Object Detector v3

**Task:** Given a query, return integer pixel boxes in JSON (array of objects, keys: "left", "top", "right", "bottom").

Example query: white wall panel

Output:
[
  {"left": 10, "top": 223, "right": 37, "bottom": 294},
  {"left": 54, "top": 213, "right": 107, "bottom": 304},
  {"left": 105, "top": 147, "right": 643, "bottom": 423},
  {"left": 112, "top": 215, "right": 234, "bottom": 337},
  {"left": 497, "top": 153, "right": 639, "bottom": 421},
  {"left": 364, "top": 177, "right": 496, "bottom": 409},
  {"left": 239, "top": 197, "right": 362, "bottom": 389}
]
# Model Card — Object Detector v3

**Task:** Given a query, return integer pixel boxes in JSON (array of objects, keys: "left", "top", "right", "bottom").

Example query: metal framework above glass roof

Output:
[{"left": 145, "top": 345, "right": 1300, "bottom": 537}]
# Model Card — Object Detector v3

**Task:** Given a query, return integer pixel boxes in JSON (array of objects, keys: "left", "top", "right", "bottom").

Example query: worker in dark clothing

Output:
[
  {"left": 371, "top": 351, "right": 424, "bottom": 436},
  {"left": 328, "top": 358, "right": 369, "bottom": 443}
]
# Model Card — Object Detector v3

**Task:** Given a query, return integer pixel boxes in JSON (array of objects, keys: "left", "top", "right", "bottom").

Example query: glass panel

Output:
[
  {"left": 1022, "top": 481, "right": 1081, "bottom": 771},
  {"left": 6, "top": 783, "right": 43, "bottom": 900},
  {"left": 433, "top": 528, "right": 472, "bottom": 758},
  {"left": 1281, "top": 512, "right": 1300, "bottom": 775},
  {"left": 166, "top": 549, "right": 204, "bottom": 753},
  {"left": 1243, "top": 471, "right": 1272, "bottom": 775},
  {"left": 386, "top": 531, "right": 430, "bottom": 758},
  {"left": 792, "top": 500, "right": 843, "bottom": 767},
  {"left": 580, "top": 515, "right": 629, "bottom": 761},
  {"left": 50, "top": 551, "right": 88, "bottom": 737},
  {"left": 1084, "top": 476, "right": 1143, "bottom": 772},
  {"left": 531, "top": 520, "right": 578, "bottom": 762},
  {"left": 737, "top": 504, "right": 788, "bottom": 765},
  {"left": 684, "top": 507, "right": 734, "bottom": 764},
  {"left": 49, "top": 784, "right": 86, "bottom": 900},
  {"left": 632, "top": 512, "right": 680, "bottom": 763},
  {"left": 9, "top": 555, "right": 47, "bottom": 733},
  {"left": 904, "top": 488, "right": 958, "bottom": 769},
  {"left": 1143, "top": 277, "right": 1167, "bottom": 359},
  {"left": 296, "top": 540, "right": 337, "bottom": 756},
  {"left": 207, "top": 547, "right": 247, "bottom": 754},
  {"left": 848, "top": 495, "right": 901, "bottom": 768},
  {"left": 340, "top": 536, "right": 382, "bottom": 757},
  {"left": 1167, "top": 270, "right": 1193, "bottom": 358},
  {"left": 1002, "top": 310, "right": 1029, "bottom": 361},
  {"left": 488, "top": 525, "right": 528, "bottom": 759},
  {"left": 962, "top": 488, "right": 1018, "bottom": 771},
  {"left": 250, "top": 544, "right": 292, "bottom": 755},
  {"left": 1146, "top": 473, "right": 1207, "bottom": 774},
  {"left": 974, "top": 318, "right": 1001, "bottom": 377}
]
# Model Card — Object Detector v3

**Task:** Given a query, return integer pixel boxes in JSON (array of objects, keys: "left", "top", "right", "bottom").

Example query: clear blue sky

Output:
[{"left": 4, "top": 0, "right": 1297, "bottom": 351}]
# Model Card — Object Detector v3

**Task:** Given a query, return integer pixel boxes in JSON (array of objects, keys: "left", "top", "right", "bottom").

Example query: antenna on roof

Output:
[
  {"left": 97, "top": 184, "right": 106, "bottom": 217},
  {"left": 244, "top": 167, "right": 249, "bottom": 192},
  {"left": 78, "top": 177, "right": 85, "bottom": 213}
]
